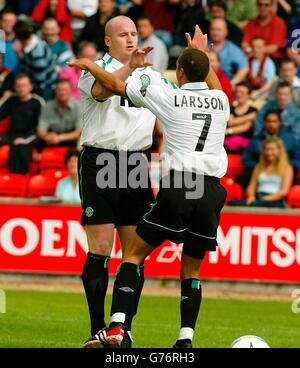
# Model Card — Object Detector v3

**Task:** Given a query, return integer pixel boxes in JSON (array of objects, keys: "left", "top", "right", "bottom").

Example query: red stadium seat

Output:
[
  {"left": 220, "top": 176, "right": 235, "bottom": 186},
  {"left": 0, "top": 145, "right": 10, "bottom": 167},
  {"left": 27, "top": 175, "right": 57, "bottom": 198},
  {"left": 222, "top": 181, "right": 243, "bottom": 204},
  {"left": 0, "top": 173, "right": 27, "bottom": 197},
  {"left": 39, "top": 147, "right": 70, "bottom": 170},
  {"left": 41, "top": 169, "right": 70, "bottom": 180},
  {"left": 227, "top": 154, "right": 244, "bottom": 176},
  {"left": 0, "top": 116, "right": 11, "bottom": 135},
  {"left": 287, "top": 186, "right": 300, "bottom": 208}
]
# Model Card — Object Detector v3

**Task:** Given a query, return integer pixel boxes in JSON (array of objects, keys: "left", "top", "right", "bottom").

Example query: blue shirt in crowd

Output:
[
  {"left": 243, "top": 130, "right": 300, "bottom": 170},
  {"left": 217, "top": 40, "right": 249, "bottom": 80},
  {"left": 55, "top": 177, "right": 81, "bottom": 203},
  {"left": 253, "top": 100, "right": 300, "bottom": 141}
]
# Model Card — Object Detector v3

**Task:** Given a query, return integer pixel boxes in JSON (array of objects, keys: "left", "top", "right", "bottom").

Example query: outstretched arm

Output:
[
  {"left": 71, "top": 47, "right": 153, "bottom": 98},
  {"left": 185, "top": 25, "right": 222, "bottom": 91}
]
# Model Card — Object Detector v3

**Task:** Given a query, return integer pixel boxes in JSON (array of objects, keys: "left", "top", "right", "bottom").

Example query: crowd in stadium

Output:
[{"left": 0, "top": 0, "right": 299, "bottom": 207}]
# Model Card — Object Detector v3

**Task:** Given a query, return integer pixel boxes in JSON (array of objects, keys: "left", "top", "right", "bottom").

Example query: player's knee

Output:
[{"left": 88, "top": 239, "right": 112, "bottom": 256}]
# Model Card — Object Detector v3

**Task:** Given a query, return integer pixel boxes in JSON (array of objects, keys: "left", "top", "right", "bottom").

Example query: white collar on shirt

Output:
[
  {"left": 180, "top": 82, "right": 209, "bottom": 90},
  {"left": 102, "top": 52, "right": 124, "bottom": 69}
]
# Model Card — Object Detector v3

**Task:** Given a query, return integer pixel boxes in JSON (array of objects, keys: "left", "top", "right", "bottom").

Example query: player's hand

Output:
[
  {"left": 128, "top": 47, "right": 154, "bottom": 69},
  {"left": 185, "top": 25, "right": 208, "bottom": 52},
  {"left": 67, "top": 58, "right": 93, "bottom": 71}
]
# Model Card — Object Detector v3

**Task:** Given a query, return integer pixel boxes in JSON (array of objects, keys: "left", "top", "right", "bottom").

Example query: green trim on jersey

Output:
[
  {"left": 101, "top": 56, "right": 113, "bottom": 70},
  {"left": 161, "top": 77, "right": 178, "bottom": 89},
  {"left": 104, "top": 257, "right": 110, "bottom": 269}
]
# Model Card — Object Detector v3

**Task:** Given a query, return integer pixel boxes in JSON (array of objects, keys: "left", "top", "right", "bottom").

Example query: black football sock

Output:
[
  {"left": 124, "top": 263, "right": 145, "bottom": 332},
  {"left": 81, "top": 252, "right": 110, "bottom": 336},
  {"left": 179, "top": 279, "right": 202, "bottom": 339},
  {"left": 110, "top": 262, "right": 140, "bottom": 325}
]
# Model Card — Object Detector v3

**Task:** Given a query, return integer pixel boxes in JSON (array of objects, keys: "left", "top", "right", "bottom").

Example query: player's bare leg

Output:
[
  {"left": 82, "top": 224, "right": 115, "bottom": 340},
  {"left": 173, "top": 252, "right": 205, "bottom": 348}
]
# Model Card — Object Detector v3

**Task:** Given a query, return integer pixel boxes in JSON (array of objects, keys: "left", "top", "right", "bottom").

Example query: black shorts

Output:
[
  {"left": 136, "top": 170, "right": 227, "bottom": 259},
  {"left": 78, "top": 146, "right": 154, "bottom": 226}
]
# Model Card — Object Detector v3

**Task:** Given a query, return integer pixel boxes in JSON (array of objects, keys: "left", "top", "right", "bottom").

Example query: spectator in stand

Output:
[
  {"left": 276, "top": 0, "right": 297, "bottom": 29},
  {"left": 6, "top": 0, "right": 40, "bottom": 16},
  {"left": 242, "top": 0, "right": 287, "bottom": 64},
  {"left": 286, "top": 23, "right": 300, "bottom": 77},
  {"left": 137, "top": 16, "right": 168, "bottom": 73},
  {"left": 206, "top": 0, "right": 243, "bottom": 46},
  {"left": 0, "top": 53, "right": 15, "bottom": 107},
  {"left": 243, "top": 110, "right": 300, "bottom": 174},
  {"left": 37, "top": 79, "right": 81, "bottom": 148},
  {"left": 32, "top": 0, "right": 72, "bottom": 45},
  {"left": 229, "top": 137, "right": 293, "bottom": 208},
  {"left": 142, "top": 0, "right": 181, "bottom": 49},
  {"left": 0, "top": 11, "right": 19, "bottom": 74},
  {"left": 248, "top": 37, "right": 276, "bottom": 101},
  {"left": 115, "top": 0, "right": 143, "bottom": 22},
  {"left": 79, "top": 0, "right": 119, "bottom": 53},
  {"left": 0, "top": 74, "right": 43, "bottom": 174},
  {"left": 55, "top": 150, "right": 81, "bottom": 203},
  {"left": 207, "top": 49, "right": 233, "bottom": 105},
  {"left": 225, "top": 82, "right": 257, "bottom": 153},
  {"left": 41, "top": 18, "right": 74, "bottom": 73},
  {"left": 59, "top": 41, "right": 97, "bottom": 101},
  {"left": 68, "top": 0, "right": 99, "bottom": 44},
  {"left": 268, "top": 59, "right": 300, "bottom": 107},
  {"left": 226, "top": 0, "right": 258, "bottom": 29},
  {"left": 13, "top": 20, "right": 58, "bottom": 101},
  {"left": 209, "top": 18, "right": 249, "bottom": 86},
  {"left": 254, "top": 81, "right": 300, "bottom": 140},
  {"left": 173, "top": 0, "right": 206, "bottom": 47}
]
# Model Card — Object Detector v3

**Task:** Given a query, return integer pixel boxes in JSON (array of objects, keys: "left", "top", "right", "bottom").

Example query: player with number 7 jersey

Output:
[{"left": 69, "top": 26, "right": 230, "bottom": 347}]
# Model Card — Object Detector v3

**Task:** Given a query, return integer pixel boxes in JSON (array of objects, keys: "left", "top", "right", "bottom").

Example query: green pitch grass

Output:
[{"left": 0, "top": 289, "right": 299, "bottom": 348}]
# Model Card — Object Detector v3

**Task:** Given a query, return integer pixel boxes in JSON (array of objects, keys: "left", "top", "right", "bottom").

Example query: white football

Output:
[{"left": 231, "top": 335, "right": 270, "bottom": 348}]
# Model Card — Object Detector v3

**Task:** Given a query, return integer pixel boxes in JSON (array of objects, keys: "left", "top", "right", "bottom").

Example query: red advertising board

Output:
[{"left": 0, "top": 203, "right": 299, "bottom": 283}]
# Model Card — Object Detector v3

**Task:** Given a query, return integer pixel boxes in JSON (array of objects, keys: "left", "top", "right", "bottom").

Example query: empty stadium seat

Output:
[
  {"left": 222, "top": 181, "right": 243, "bottom": 204},
  {"left": 287, "top": 186, "right": 300, "bottom": 208},
  {"left": 0, "top": 145, "right": 10, "bottom": 167},
  {"left": 0, "top": 173, "right": 27, "bottom": 197},
  {"left": 27, "top": 175, "right": 57, "bottom": 198},
  {"left": 39, "top": 147, "right": 70, "bottom": 170},
  {"left": 227, "top": 154, "right": 244, "bottom": 176},
  {"left": 41, "top": 169, "right": 70, "bottom": 180}
]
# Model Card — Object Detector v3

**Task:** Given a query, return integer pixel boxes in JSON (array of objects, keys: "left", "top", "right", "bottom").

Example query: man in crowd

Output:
[
  {"left": 13, "top": 20, "right": 57, "bottom": 101},
  {"left": 41, "top": 17, "right": 74, "bottom": 72},
  {"left": 254, "top": 81, "right": 300, "bottom": 141},
  {"left": 268, "top": 59, "right": 300, "bottom": 107},
  {"left": 37, "top": 79, "right": 81, "bottom": 147},
  {"left": 0, "top": 73, "right": 42, "bottom": 173},
  {"left": 209, "top": 18, "right": 249, "bottom": 87},
  {"left": 137, "top": 15, "right": 168, "bottom": 73}
]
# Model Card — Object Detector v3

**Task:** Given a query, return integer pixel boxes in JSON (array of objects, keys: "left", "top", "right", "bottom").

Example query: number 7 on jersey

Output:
[{"left": 193, "top": 113, "right": 212, "bottom": 152}]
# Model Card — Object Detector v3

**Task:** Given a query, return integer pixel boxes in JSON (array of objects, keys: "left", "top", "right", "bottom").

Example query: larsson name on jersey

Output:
[{"left": 174, "top": 95, "right": 224, "bottom": 110}]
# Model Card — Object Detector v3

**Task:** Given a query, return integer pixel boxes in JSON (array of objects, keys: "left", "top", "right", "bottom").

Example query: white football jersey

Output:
[
  {"left": 126, "top": 81, "right": 230, "bottom": 177},
  {"left": 79, "top": 53, "right": 170, "bottom": 151}
]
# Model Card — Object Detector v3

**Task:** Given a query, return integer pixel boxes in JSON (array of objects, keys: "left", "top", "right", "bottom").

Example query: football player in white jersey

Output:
[
  {"left": 76, "top": 15, "right": 189, "bottom": 348},
  {"left": 69, "top": 26, "right": 229, "bottom": 348}
]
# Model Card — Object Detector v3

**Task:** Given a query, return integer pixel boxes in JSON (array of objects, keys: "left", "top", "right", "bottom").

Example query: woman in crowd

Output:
[
  {"left": 224, "top": 82, "right": 257, "bottom": 153},
  {"left": 229, "top": 136, "right": 293, "bottom": 208}
]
